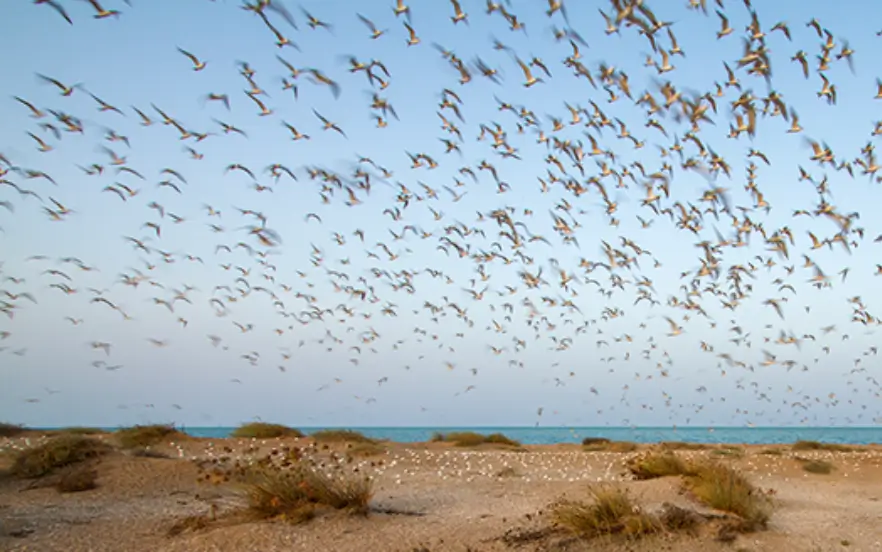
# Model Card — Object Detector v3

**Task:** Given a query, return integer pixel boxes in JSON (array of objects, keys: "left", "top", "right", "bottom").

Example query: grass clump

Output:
[
  {"left": 712, "top": 446, "right": 745, "bottom": 459},
  {"left": 239, "top": 461, "right": 373, "bottom": 522},
  {"left": 550, "top": 484, "right": 662, "bottom": 540},
  {"left": 660, "top": 441, "right": 707, "bottom": 451},
  {"left": 57, "top": 427, "right": 107, "bottom": 435},
  {"left": 11, "top": 435, "right": 112, "bottom": 478},
  {"left": 309, "top": 429, "right": 375, "bottom": 444},
  {"left": 231, "top": 422, "right": 303, "bottom": 439},
  {"left": 627, "top": 451, "right": 691, "bottom": 480},
  {"left": 115, "top": 424, "right": 182, "bottom": 449},
  {"left": 684, "top": 462, "right": 773, "bottom": 531},
  {"left": 346, "top": 442, "right": 386, "bottom": 457},
  {"left": 434, "top": 431, "right": 521, "bottom": 447},
  {"left": 583, "top": 439, "right": 638, "bottom": 452},
  {"left": 801, "top": 458, "right": 834, "bottom": 474},
  {"left": 792, "top": 440, "right": 853, "bottom": 452},
  {"left": 56, "top": 465, "right": 98, "bottom": 493},
  {"left": 0, "top": 422, "right": 27, "bottom": 437}
]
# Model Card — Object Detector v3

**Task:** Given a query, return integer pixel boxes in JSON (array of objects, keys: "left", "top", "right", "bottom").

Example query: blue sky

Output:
[{"left": 1, "top": 0, "right": 881, "bottom": 429}]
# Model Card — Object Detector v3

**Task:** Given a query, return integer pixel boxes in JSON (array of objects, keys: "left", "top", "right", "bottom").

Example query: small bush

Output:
[
  {"left": 57, "top": 427, "right": 107, "bottom": 435},
  {"left": 801, "top": 459, "right": 834, "bottom": 474},
  {"left": 712, "top": 446, "right": 745, "bottom": 459},
  {"left": 435, "top": 431, "right": 520, "bottom": 447},
  {"left": 660, "top": 441, "right": 707, "bottom": 451},
  {"left": 11, "top": 435, "right": 112, "bottom": 478},
  {"left": 792, "top": 440, "right": 853, "bottom": 452},
  {"left": 56, "top": 465, "right": 98, "bottom": 493},
  {"left": 760, "top": 448, "right": 783, "bottom": 455},
  {"left": 115, "top": 424, "right": 182, "bottom": 449},
  {"left": 684, "top": 462, "right": 772, "bottom": 531},
  {"left": 584, "top": 440, "right": 638, "bottom": 452},
  {"left": 239, "top": 462, "right": 372, "bottom": 522},
  {"left": 628, "top": 452, "right": 690, "bottom": 480},
  {"left": 0, "top": 422, "right": 27, "bottom": 437},
  {"left": 232, "top": 422, "right": 303, "bottom": 439},
  {"left": 309, "top": 429, "right": 375, "bottom": 444},
  {"left": 581, "top": 437, "right": 611, "bottom": 446},
  {"left": 551, "top": 484, "right": 662, "bottom": 539},
  {"left": 347, "top": 442, "right": 386, "bottom": 457}
]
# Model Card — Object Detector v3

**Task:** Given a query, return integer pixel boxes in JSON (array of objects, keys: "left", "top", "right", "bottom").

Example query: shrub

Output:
[
  {"left": 57, "top": 427, "right": 107, "bottom": 435},
  {"left": 584, "top": 440, "right": 638, "bottom": 452},
  {"left": 660, "top": 441, "right": 707, "bottom": 451},
  {"left": 551, "top": 485, "right": 662, "bottom": 539},
  {"left": 232, "top": 422, "right": 303, "bottom": 439},
  {"left": 115, "top": 424, "right": 182, "bottom": 449},
  {"left": 11, "top": 435, "right": 112, "bottom": 478},
  {"left": 239, "top": 461, "right": 373, "bottom": 521},
  {"left": 0, "top": 422, "right": 27, "bottom": 437},
  {"left": 56, "top": 465, "right": 98, "bottom": 493},
  {"left": 792, "top": 440, "right": 853, "bottom": 452},
  {"left": 801, "top": 459, "right": 834, "bottom": 474},
  {"left": 436, "top": 431, "right": 520, "bottom": 447},
  {"left": 627, "top": 452, "right": 690, "bottom": 480},
  {"left": 684, "top": 462, "right": 772, "bottom": 531},
  {"left": 309, "top": 429, "right": 375, "bottom": 444}
]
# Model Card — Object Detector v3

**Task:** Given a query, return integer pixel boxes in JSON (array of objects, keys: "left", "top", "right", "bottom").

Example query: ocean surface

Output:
[{"left": 161, "top": 426, "right": 882, "bottom": 445}]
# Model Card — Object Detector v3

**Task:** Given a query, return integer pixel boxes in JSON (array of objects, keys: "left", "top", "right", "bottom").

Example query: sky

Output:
[{"left": 1, "top": 0, "right": 881, "bottom": 429}]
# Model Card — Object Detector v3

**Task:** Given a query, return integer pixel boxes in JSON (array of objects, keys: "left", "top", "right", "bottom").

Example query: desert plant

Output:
[
  {"left": 801, "top": 459, "right": 834, "bottom": 474},
  {"left": 437, "top": 431, "right": 520, "bottom": 447},
  {"left": 792, "top": 440, "right": 853, "bottom": 452},
  {"left": 584, "top": 440, "right": 638, "bottom": 452},
  {"left": 684, "top": 462, "right": 773, "bottom": 531},
  {"left": 239, "top": 462, "right": 373, "bottom": 522},
  {"left": 115, "top": 424, "right": 182, "bottom": 449},
  {"left": 57, "top": 427, "right": 107, "bottom": 435},
  {"left": 231, "top": 422, "right": 303, "bottom": 439},
  {"left": 551, "top": 484, "right": 662, "bottom": 539},
  {"left": 0, "top": 422, "right": 27, "bottom": 437},
  {"left": 309, "top": 429, "right": 375, "bottom": 444},
  {"left": 627, "top": 451, "right": 690, "bottom": 480},
  {"left": 11, "top": 435, "right": 112, "bottom": 478},
  {"left": 660, "top": 441, "right": 707, "bottom": 451},
  {"left": 56, "top": 465, "right": 98, "bottom": 493},
  {"left": 581, "top": 437, "right": 611, "bottom": 446}
]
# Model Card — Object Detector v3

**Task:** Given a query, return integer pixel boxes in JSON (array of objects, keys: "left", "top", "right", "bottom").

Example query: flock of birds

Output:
[{"left": 3, "top": 0, "right": 882, "bottom": 428}]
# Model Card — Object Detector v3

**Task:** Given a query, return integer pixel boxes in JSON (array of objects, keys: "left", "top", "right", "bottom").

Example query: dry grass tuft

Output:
[
  {"left": 659, "top": 502, "right": 704, "bottom": 533},
  {"left": 550, "top": 484, "right": 662, "bottom": 540},
  {"left": 167, "top": 514, "right": 213, "bottom": 537},
  {"left": 309, "top": 429, "right": 376, "bottom": 444},
  {"left": 627, "top": 451, "right": 691, "bottom": 480},
  {"left": 56, "top": 465, "right": 98, "bottom": 493},
  {"left": 583, "top": 438, "right": 638, "bottom": 452},
  {"left": 800, "top": 458, "right": 834, "bottom": 474},
  {"left": 712, "top": 446, "right": 745, "bottom": 458},
  {"left": 346, "top": 442, "right": 386, "bottom": 457},
  {"left": 11, "top": 435, "right": 112, "bottom": 478},
  {"left": 238, "top": 461, "right": 373, "bottom": 522},
  {"left": 660, "top": 441, "right": 707, "bottom": 451},
  {"left": 760, "top": 448, "right": 783, "bottom": 455},
  {"left": 115, "top": 424, "right": 183, "bottom": 449},
  {"left": 433, "top": 431, "right": 521, "bottom": 447},
  {"left": 684, "top": 462, "right": 773, "bottom": 531},
  {"left": 55, "top": 427, "right": 107, "bottom": 435},
  {"left": 231, "top": 422, "right": 303, "bottom": 439},
  {"left": 0, "top": 422, "right": 27, "bottom": 437},
  {"left": 792, "top": 440, "right": 853, "bottom": 452}
]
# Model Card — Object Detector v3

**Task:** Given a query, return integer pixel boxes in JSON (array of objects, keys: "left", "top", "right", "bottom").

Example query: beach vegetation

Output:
[
  {"left": 683, "top": 462, "right": 773, "bottom": 531},
  {"left": 238, "top": 460, "right": 373, "bottom": 522},
  {"left": 231, "top": 422, "right": 303, "bottom": 439},
  {"left": 583, "top": 438, "right": 638, "bottom": 452},
  {"left": 10, "top": 435, "right": 112, "bottom": 478},
  {"left": 0, "top": 422, "right": 27, "bottom": 437},
  {"left": 309, "top": 429, "right": 376, "bottom": 443},
  {"left": 550, "top": 484, "right": 663, "bottom": 539},
  {"left": 659, "top": 440, "right": 707, "bottom": 451},
  {"left": 627, "top": 451, "right": 691, "bottom": 480},
  {"left": 712, "top": 445, "right": 745, "bottom": 458},
  {"left": 346, "top": 442, "right": 386, "bottom": 457},
  {"left": 56, "top": 426, "right": 107, "bottom": 435},
  {"left": 115, "top": 423, "right": 183, "bottom": 449},
  {"left": 433, "top": 431, "right": 521, "bottom": 447},
  {"left": 56, "top": 465, "right": 98, "bottom": 493},
  {"left": 800, "top": 458, "right": 834, "bottom": 474},
  {"left": 792, "top": 440, "right": 853, "bottom": 452}
]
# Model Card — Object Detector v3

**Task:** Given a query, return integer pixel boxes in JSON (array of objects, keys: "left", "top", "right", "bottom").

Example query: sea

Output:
[{"left": 163, "top": 426, "right": 881, "bottom": 445}]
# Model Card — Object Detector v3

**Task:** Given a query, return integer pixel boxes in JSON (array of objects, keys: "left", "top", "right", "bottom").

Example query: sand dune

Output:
[{"left": 2, "top": 432, "right": 882, "bottom": 552}]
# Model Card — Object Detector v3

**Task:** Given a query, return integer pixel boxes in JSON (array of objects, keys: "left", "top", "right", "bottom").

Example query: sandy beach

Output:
[{"left": 2, "top": 429, "right": 882, "bottom": 552}]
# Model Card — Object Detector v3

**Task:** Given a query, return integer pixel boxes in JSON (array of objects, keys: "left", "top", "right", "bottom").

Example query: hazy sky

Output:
[{"left": 1, "top": 0, "right": 881, "bottom": 429}]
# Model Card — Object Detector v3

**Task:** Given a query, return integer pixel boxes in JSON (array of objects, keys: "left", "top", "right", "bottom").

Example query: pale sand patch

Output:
[{"left": 2, "top": 435, "right": 882, "bottom": 551}]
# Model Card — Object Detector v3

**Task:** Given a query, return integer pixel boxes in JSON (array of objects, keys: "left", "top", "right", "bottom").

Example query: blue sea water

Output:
[{"left": 165, "top": 426, "right": 881, "bottom": 445}]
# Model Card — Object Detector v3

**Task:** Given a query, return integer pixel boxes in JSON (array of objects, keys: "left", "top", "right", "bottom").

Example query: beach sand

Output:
[{"left": 2, "top": 433, "right": 882, "bottom": 552}]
